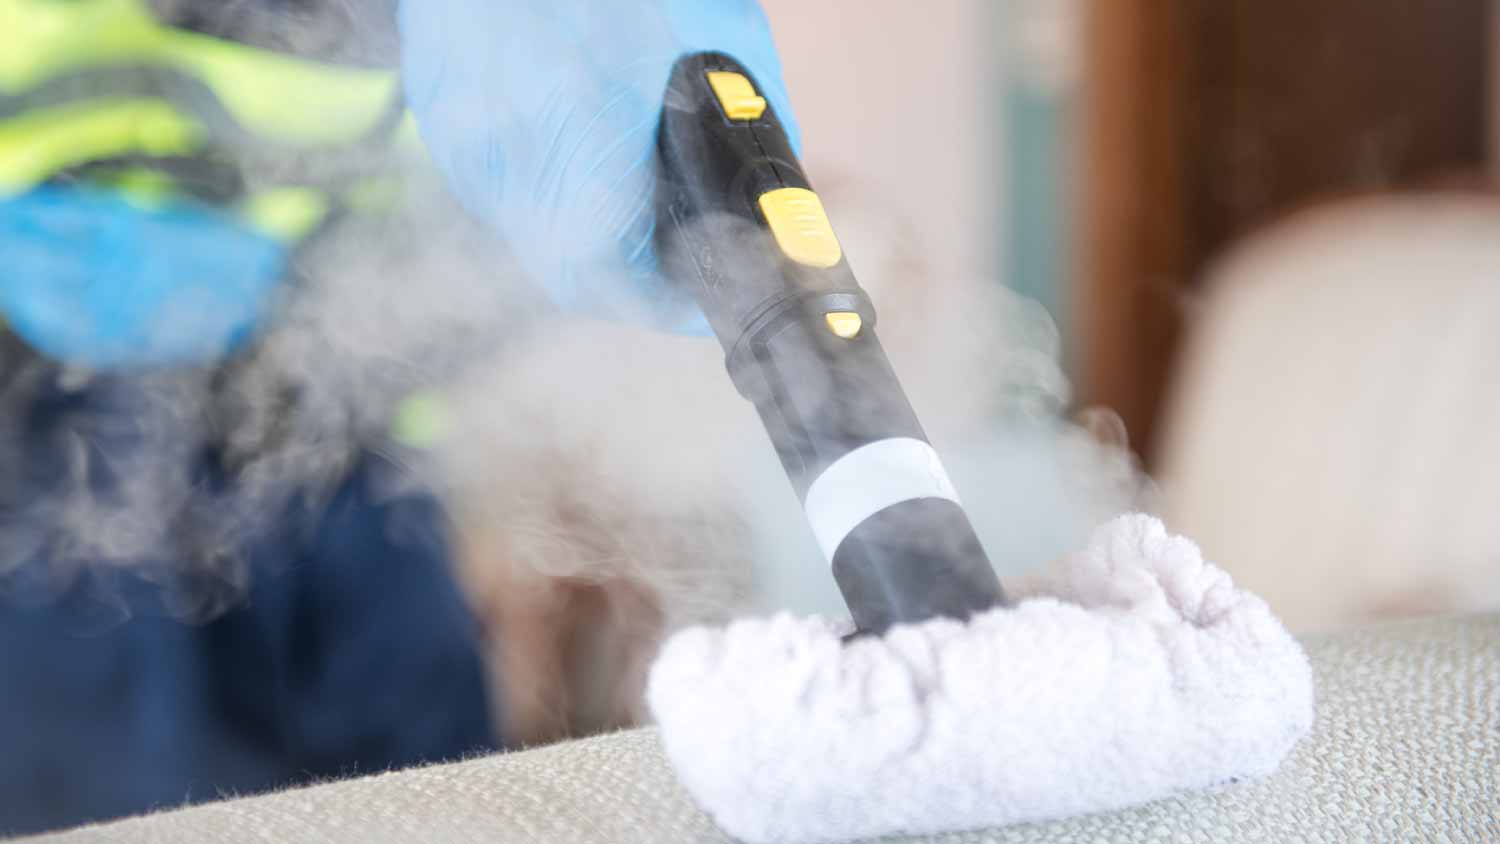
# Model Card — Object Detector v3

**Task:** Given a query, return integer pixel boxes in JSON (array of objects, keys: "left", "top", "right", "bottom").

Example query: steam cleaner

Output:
[{"left": 645, "top": 52, "right": 1315, "bottom": 844}]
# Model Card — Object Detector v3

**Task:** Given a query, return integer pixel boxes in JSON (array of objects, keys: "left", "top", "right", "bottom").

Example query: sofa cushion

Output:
[{"left": 38, "top": 613, "right": 1499, "bottom": 843}]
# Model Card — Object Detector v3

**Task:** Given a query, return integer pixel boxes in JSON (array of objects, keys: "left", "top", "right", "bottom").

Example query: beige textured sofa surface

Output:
[{"left": 33, "top": 614, "right": 1500, "bottom": 843}]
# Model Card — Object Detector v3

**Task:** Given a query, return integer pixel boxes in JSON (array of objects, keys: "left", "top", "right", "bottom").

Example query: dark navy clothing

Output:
[{"left": 0, "top": 373, "right": 499, "bottom": 836}]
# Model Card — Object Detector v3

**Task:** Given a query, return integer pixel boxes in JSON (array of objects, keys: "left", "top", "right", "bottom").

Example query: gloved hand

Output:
[
  {"left": 0, "top": 187, "right": 286, "bottom": 369},
  {"left": 400, "top": 0, "right": 800, "bottom": 333}
]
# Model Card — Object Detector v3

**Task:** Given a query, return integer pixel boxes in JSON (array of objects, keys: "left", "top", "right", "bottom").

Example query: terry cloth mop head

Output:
[
  {"left": 648, "top": 514, "right": 1314, "bottom": 843},
  {"left": 649, "top": 53, "right": 1314, "bottom": 843}
]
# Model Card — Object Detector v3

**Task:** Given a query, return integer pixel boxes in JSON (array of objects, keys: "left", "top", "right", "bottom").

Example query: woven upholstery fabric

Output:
[{"left": 35, "top": 613, "right": 1500, "bottom": 844}]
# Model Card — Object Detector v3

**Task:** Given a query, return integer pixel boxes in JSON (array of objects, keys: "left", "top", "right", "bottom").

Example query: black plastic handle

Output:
[{"left": 655, "top": 52, "right": 1005, "bottom": 633}]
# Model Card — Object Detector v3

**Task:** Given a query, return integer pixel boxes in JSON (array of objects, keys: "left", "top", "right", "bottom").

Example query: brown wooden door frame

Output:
[{"left": 1074, "top": 0, "right": 1195, "bottom": 466}]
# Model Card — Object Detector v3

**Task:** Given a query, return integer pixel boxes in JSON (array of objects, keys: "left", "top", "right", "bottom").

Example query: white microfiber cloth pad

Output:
[{"left": 646, "top": 514, "right": 1315, "bottom": 843}]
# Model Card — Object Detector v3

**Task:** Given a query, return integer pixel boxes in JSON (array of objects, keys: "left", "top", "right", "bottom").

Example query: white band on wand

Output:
[{"left": 802, "top": 437, "right": 963, "bottom": 564}]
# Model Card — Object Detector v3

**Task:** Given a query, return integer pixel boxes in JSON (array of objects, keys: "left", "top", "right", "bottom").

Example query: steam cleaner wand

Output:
[
  {"left": 655, "top": 51, "right": 1004, "bottom": 634},
  {"left": 646, "top": 51, "right": 1313, "bottom": 844}
]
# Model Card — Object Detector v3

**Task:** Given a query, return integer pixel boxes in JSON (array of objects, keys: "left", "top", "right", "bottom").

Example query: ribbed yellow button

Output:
[
  {"left": 706, "top": 71, "right": 767, "bottom": 120},
  {"left": 758, "top": 187, "right": 843, "bottom": 268}
]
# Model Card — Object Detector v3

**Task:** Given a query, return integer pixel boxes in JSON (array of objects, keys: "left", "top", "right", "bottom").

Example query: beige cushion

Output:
[
  {"left": 40, "top": 613, "right": 1499, "bottom": 843},
  {"left": 1157, "top": 197, "right": 1500, "bottom": 631}
]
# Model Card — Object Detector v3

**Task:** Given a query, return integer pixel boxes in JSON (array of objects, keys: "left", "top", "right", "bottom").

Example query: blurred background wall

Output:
[{"left": 760, "top": 0, "right": 1003, "bottom": 283}]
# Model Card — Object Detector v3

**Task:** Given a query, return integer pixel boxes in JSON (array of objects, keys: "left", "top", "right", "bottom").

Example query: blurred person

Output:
[
  {"left": 0, "top": 0, "right": 799, "bottom": 833},
  {"left": 0, "top": 0, "right": 498, "bottom": 835}
]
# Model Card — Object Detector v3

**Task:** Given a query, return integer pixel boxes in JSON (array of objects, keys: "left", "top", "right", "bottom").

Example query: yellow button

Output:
[
  {"left": 825, "top": 312, "right": 863, "bottom": 339},
  {"left": 706, "top": 71, "right": 767, "bottom": 121},
  {"left": 758, "top": 187, "right": 843, "bottom": 268}
]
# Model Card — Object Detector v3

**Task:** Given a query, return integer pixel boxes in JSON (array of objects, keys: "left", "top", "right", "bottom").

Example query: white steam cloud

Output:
[
  {"left": 1, "top": 2, "right": 1151, "bottom": 736},
  {"left": 0, "top": 159, "right": 1149, "bottom": 642}
]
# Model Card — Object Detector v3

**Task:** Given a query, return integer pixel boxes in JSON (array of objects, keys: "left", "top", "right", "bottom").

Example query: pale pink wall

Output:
[{"left": 759, "top": 1, "right": 1000, "bottom": 280}]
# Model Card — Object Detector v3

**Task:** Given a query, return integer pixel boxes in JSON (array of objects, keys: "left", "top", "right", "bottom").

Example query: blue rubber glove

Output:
[
  {"left": 0, "top": 187, "right": 286, "bottom": 369},
  {"left": 400, "top": 0, "right": 800, "bottom": 333}
]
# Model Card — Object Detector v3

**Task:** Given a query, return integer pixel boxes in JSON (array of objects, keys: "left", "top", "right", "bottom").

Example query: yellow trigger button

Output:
[
  {"left": 707, "top": 71, "right": 767, "bottom": 121},
  {"left": 825, "top": 312, "right": 863, "bottom": 339},
  {"left": 758, "top": 187, "right": 843, "bottom": 268}
]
